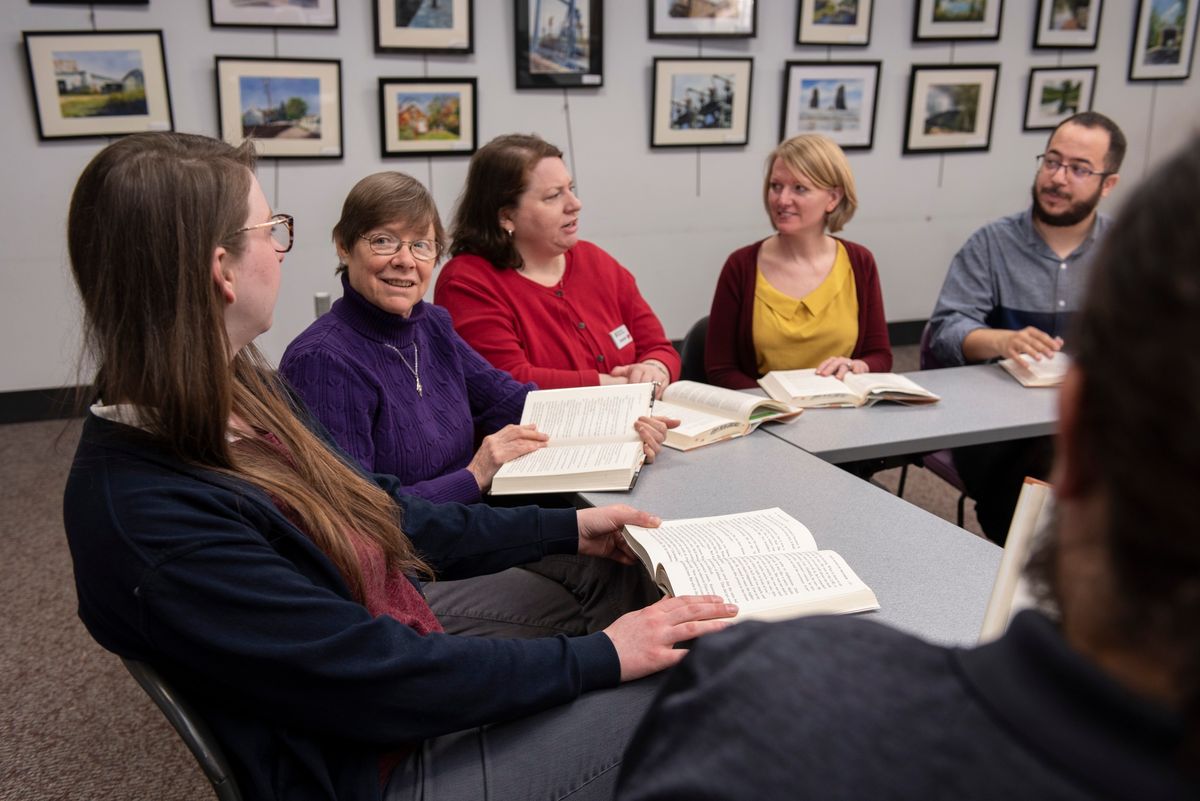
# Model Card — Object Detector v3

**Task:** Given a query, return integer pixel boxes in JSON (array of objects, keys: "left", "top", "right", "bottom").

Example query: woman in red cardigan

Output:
[{"left": 705, "top": 134, "right": 892, "bottom": 390}]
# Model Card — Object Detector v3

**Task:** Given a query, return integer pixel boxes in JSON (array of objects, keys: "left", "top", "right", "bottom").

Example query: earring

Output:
[{"left": 503, "top": 226, "right": 514, "bottom": 236}]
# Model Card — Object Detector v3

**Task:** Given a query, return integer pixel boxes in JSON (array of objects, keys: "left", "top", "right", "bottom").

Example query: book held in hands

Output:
[
  {"left": 758, "top": 368, "right": 940, "bottom": 409},
  {"left": 652, "top": 380, "right": 800, "bottom": 451},
  {"left": 998, "top": 351, "right": 1070, "bottom": 388}
]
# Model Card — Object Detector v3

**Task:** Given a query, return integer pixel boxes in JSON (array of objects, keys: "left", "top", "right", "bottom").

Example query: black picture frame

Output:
[
  {"left": 648, "top": 0, "right": 756, "bottom": 39},
  {"left": 903, "top": 63, "right": 1000, "bottom": 155},
  {"left": 1033, "top": 0, "right": 1102, "bottom": 49},
  {"left": 1128, "top": 0, "right": 1198, "bottom": 81},
  {"left": 796, "top": 0, "right": 873, "bottom": 46},
  {"left": 378, "top": 77, "right": 478, "bottom": 158},
  {"left": 651, "top": 56, "right": 753, "bottom": 149},
  {"left": 375, "top": 0, "right": 474, "bottom": 54},
  {"left": 781, "top": 60, "right": 880, "bottom": 151},
  {"left": 913, "top": 0, "right": 1004, "bottom": 42},
  {"left": 209, "top": 0, "right": 337, "bottom": 29},
  {"left": 1023, "top": 66, "right": 1096, "bottom": 131},
  {"left": 30, "top": 1, "right": 149, "bottom": 4},
  {"left": 514, "top": 0, "right": 603, "bottom": 89}
]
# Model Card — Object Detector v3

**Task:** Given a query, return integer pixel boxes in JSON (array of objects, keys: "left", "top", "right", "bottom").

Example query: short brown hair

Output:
[
  {"left": 332, "top": 171, "right": 445, "bottom": 275},
  {"left": 764, "top": 134, "right": 858, "bottom": 233}
]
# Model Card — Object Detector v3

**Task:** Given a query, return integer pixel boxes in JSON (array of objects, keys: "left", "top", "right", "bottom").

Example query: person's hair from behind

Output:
[
  {"left": 764, "top": 134, "right": 859, "bottom": 233},
  {"left": 1051, "top": 111, "right": 1126, "bottom": 173},
  {"left": 332, "top": 171, "right": 447, "bottom": 276}
]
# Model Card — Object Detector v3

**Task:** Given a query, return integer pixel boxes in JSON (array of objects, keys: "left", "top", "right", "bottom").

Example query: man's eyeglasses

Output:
[
  {"left": 1036, "top": 154, "right": 1112, "bottom": 182},
  {"left": 360, "top": 234, "right": 439, "bottom": 262},
  {"left": 233, "top": 213, "right": 294, "bottom": 253}
]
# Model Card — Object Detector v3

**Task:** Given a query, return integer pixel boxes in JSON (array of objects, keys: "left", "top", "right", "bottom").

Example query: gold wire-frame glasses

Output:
[{"left": 233, "top": 213, "right": 294, "bottom": 253}]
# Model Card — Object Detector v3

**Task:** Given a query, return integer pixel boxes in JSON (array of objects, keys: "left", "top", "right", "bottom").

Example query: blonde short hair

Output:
[{"left": 763, "top": 134, "right": 858, "bottom": 233}]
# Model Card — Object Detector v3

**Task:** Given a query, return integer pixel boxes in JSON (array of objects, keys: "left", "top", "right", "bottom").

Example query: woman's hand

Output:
[
  {"left": 611, "top": 360, "right": 671, "bottom": 399},
  {"left": 636, "top": 415, "right": 679, "bottom": 464},
  {"left": 465, "top": 424, "right": 549, "bottom": 490},
  {"left": 604, "top": 596, "right": 738, "bottom": 681},
  {"left": 576, "top": 504, "right": 660, "bottom": 564},
  {"left": 816, "top": 357, "right": 868, "bottom": 381},
  {"left": 599, "top": 373, "right": 629, "bottom": 387}
]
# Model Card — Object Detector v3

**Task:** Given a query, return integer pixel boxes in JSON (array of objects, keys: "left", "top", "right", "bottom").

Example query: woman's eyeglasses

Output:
[
  {"left": 233, "top": 213, "right": 294, "bottom": 253},
  {"left": 360, "top": 234, "right": 439, "bottom": 262}
]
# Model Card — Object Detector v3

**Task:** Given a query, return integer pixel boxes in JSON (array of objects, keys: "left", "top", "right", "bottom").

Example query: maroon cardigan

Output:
[{"left": 705, "top": 237, "right": 892, "bottom": 389}]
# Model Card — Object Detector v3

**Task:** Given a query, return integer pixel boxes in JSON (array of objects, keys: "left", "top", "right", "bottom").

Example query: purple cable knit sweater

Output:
[{"left": 279, "top": 276, "right": 534, "bottom": 504}]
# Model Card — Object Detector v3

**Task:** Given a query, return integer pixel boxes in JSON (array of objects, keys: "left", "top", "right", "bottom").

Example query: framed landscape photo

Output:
[
  {"left": 1034, "top": 0, "right": 1102, "bottom": 48},
  {"left": 796, "top": 0, "right": 873, "bottom": 46},
  {"left": 903, "top": 64, "right": 999, "bottom": 154},
  {"left": 515, "top": 0, "right": 602, "bottom": 89},
  {"left": 651, "top": 56, "right": 753, "bottom": 148},
  {"left": 649, "top": 0, "right": 756, "bottom": 39},
  {"left": 22, "top": 30, "right": 173, "bottom": 141},
  {"left": 378, "top": 77, "right": 477, "bottom": 157},
  {"left": 209, "top": 0, "right": 337, "bottom": 29},
  {"left": 376, "top": 0, "right": 473, "bottom": 53},
  {"left": 781, "top": 61, "right": 879, "bottom": 150},
  {"left": 215, "top": 57, "right": 342, "bottom": 159},
  {"left": 1024, "top": 66, "right": 1095, "bottom": 130},
  {"left": 1129, "top": 0, "right": 1199, "bottom": 81},
  {"left": 913, "top": 0, "right": 1003, "bottom": 41}
]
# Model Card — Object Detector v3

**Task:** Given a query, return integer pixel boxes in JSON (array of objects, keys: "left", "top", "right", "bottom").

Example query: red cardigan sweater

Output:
[{"left": 705, "top": 237, "right": 892, "bottom": 389}]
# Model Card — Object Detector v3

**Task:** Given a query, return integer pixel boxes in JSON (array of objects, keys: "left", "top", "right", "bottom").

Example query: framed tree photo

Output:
[
  {"left": 1034, "top": 0, "right": 1102, "bottom": 48},
  {"left": 1024, "top": 66, "right": 1096, "bottom": 131},
  {"left": 913, "top": 0, "right": 1003, "bottom": 41},
  {"left": 1129, "top": 0, "right": 1199, "bottom": 81},
  {"left": 209, "top": 0, "right": 337, "bottom": 29},
  {"left": 796, "top": 0, "right": 873, "bottom": 46},
  {"left": 375, "top": 0, "right": 473, "bottom": 53},
  {"left": 903, "top": 64, "right": 999, "bottom": 154},
  {"left": 22, "top": 30, "right": 173, "bottom": 141},
  {"left": 651, "top": 56, "right": 753, "bottom": 148},
  {"left": 378, "top": 77, "right": 477, "bottom": 157},
  {"left": 515, "top": 0, "right": 602, "bottom": 89},
  {"left": 215, "top": 57, "right": 343, "bottom": 159},
  {"left": 648, "top": 0, "right": 756, "bottom": 39},
  {"left": 781, "top": 61, "right": 879, "bottom": 150}
]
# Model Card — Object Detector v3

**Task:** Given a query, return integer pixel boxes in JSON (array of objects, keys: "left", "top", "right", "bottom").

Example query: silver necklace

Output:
[{"left": 383, "top": 341, "right": 422, "bottom": 397}]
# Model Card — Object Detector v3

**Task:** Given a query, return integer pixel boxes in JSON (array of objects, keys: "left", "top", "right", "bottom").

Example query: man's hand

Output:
[{"left": 963, "top": 326, "right": 1063, "bottom": 363}]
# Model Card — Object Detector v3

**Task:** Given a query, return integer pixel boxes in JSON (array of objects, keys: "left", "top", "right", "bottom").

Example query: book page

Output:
[
  {"left": 652, "top": 400, "right": 744, "bottom": 439},
  {"left": 844, "top": 372, "right": 936, "bottom": 398},
  {"left": 625, "top": 508, "right": 818, "bottom": 571},
  {"left": 979, "top": 478, "right": 1053, "bottom": 643},
  {"left": 1000, "top": 351, "right": 1071, "bottom": 385},
  {"left": 518, "top": 384, "right": 651, "bottom": 444},
  {"left": 661, "top": 380, "right": 777, "bottom": 422},
  {"left": 761, "top": 369, "right": 856, "bottom": 403},
  {"left": 494, "top": 441, "right": 643, "bottom": 478}
]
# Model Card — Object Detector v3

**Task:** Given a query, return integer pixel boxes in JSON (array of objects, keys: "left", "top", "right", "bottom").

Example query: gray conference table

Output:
[{"left": 579, "top": 431, "right": 1000, "bottom": 647}]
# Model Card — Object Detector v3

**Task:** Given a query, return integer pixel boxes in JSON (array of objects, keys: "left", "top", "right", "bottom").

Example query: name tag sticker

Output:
[{"left": 610, "top": 324, "right": 633, "bottom": 349}]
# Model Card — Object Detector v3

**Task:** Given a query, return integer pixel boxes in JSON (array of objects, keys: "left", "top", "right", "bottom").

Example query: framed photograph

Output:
[
  {"left": 903, "top": 64, "right": 999, "bottom": 154},
  {"left": 651, "top": 57, "right": 753, "bottom": 148},
  {"left": 209, "top": 0, "right": 337, "bottom": 28},
  {"left": 30, "top": 1, "right": 148, "bottom": 4},
  {"left": 378, "top": 77, "right": 477, "bottom": 158},
  {"left": 649, "top": 0, "right": 756, "bottom": 39},
  {"left": 781, "top": 61, "right": 879, "bottom": 150},
  {"left": 1129, "top": 0, "right": 1199, "bottom": 81},
  {"left": 796, "top": 0, "right": 873, "bottom": 45},
  {"left": 1024, "top": 66, "right": 1096, "bottom": 130},
  {"left": 22, "top": 30, "right": 173, "bottom": 141},
  {"left": 1034, "top": 0, "right": 1102, "bottom": 48},
  {"left": 913, "top": 0, "right": 1003, "bottom": 41},
  {"left": 514, "top": 0, "right": 602, "bottom": 88},
  {"left": 215, "top": 57, "right": 342, "bottom": 159},
  {"left": 376, "top": 0, "right": 473, "bottom": 53}
]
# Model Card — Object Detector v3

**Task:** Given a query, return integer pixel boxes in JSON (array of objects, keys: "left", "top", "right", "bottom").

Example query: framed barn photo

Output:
[
  {"left": 215, "top": 57, "right": 343, "bottom": 160},
  {"left": 781, "top": 61, "right": 879, "bottom": 150},
  {"left": 209, "top": 0, "right": 337, "bottom": 29},
  {"left": 648, "top": 0, "right": 757, "bottom": 39},
  {"left": 1024, "top": 66, "right": 1096, "bottom": 131},
  {"left": 22, "top": 29, "right": 173, "bottom": 141},
  {"left": 1034, "top": 0, "right": 1102, "bottom": 48},
  {"left": 913, "top": 0, "right": 1003, "bottom": 41},
  {"left": 796, "top": 0, "right": 873, "bottom": 46},
  {"left": 378, "top": 77, "right": 477, "bottom": 158},
  {"left": 903, "top": 64, "right": 999, "bottom": 154},
  {"left": 375, "top": 0, "right": 473, "bottom": 54},
  {"left": 651, "top": 56, "right": 753, "bottom": 148},
  {"left": 1129, "top": 0, "right": 1199, "bottom": 81},
  {"left": 515, "top": 0, "right": 603, "bottom": 89}
]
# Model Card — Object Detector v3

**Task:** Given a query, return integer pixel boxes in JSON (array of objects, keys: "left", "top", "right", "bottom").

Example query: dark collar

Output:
[{"left": 330, "top": 273, "right": 427, "bottom": 345}]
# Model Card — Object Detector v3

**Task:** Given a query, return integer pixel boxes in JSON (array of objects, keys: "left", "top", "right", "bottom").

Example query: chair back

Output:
[
  {"left": 918, "top": 320, "right": 942, "bottom": 370},
  {"left": 679, "top": 315, "right": 709, "bottom": 383}
]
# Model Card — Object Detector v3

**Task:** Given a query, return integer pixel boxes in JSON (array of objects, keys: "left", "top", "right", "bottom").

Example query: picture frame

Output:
[
  {"left": 796, "top": 0, "right": 873, "bottom": 46},
  {"left": 781, "top": 61, "right": 879, "bottom": 150},
  {"left": 378, "top": 77, "right": 477, "bottom": 158},
  {"left": 209, "top": 0, "right": 337, "bottom": 29},
  {"left": 651, "top": 56, "right": 753, "bottom": 149},
  {"left": 648, "top": 0, "right": 756, "bottom": 39},
  {"left": 215, "top": 57, "right": 342, "bottom": 160},
  {"left": 22, "top": 29, "right": 173, "bottom": 141},
  {"left": 1033, "top": 0, "right": 1102, "bottom": 48},
  {"left": 375, "top": 0, "right": 473, "bottom": 53},
  {"left": 1023, "top": 66, "right": 1096, "bottom": 131},
  {"left": 514, "top": 0, "right": 603, "bottom": 89},
  {"left": 903, "top": 64, "right": 999, "bottom": 154},
  {"left": 30, "top": 1, "right": 148, "bottom": 5},
  {"left": 1129, "top": 0, "right": 1199, "bottom": 81},
  {"left": 913, "top": 0, "right": 1003, "bottom": 41}
]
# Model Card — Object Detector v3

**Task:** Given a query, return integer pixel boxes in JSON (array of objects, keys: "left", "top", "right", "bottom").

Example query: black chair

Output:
[
  {"left": 679, "top": 315, "right": 709, "bottom": 382},
  {"left": 121, "top": 657, "right": 243, "bottom": 801}
]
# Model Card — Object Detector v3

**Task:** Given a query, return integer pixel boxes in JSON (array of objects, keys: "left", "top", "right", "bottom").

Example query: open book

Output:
[
  {"left": 652, "top": 380, "right": 800, "bottom": 451},
  {"left": 978, "top": 478, "right": 1053, "bottom": 643},
  {"left": 998, "top": 351, "right": 1070, "bottom": 387},
  {"left": 759, "top": 368, "right": 940, "bottom": 409},
  {"left": 623, "top": 507, "right": 879, "bottom": 622},
  {"left": 490, "top": 383, "right": 653, "bottom": 495}
]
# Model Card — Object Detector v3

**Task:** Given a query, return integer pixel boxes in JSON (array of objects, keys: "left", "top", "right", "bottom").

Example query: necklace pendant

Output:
[{"left": 415, "top": 378, "right": 423, "bottom": 397}]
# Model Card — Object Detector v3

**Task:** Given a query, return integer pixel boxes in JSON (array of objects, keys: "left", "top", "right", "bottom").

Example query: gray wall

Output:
[{"left": 3, "top": 1, "right": 1197, "bottom": 394}]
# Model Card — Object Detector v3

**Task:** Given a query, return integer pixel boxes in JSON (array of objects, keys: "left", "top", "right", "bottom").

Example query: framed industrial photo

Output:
[
  {"left": 1024, "top": 66, "right": 1096, "bottom": 131},
  {"left": 515, "top": 0, "right": 602, "bottom": 89},
  {"left": 651, "top": 56, "right": 752, "bottom": 148},
  {"left": 209, "top": 0, "right": 337, "bottom": 28},
  {"left": 649, "top": 0, "right": 756, "bottom": 39},
  {"left": 913, "top": 0, "right": 1003, "bottom": 41},
  {"left": 1034, "top": 0, "right": 1102, "bottom": 48},
  {"left": 215, "top": 57, "right": 342, "bottom": 159},
  {"left": 781, "top": 61, "right": 879, "bottom": 150},
  {"left": 22, "top": 30, "right": 173, "bottom": 141},
  {"left": 375, "top": 0, "right": 473, "bottom": 53},
  {"left": 1129, "top": 0, "right": 1198, "bottom": 80},
  {"left": 796, "top": 0, "right": 873, "bottom": 46},
  {"left": 378, "top": 77, "right": 477, "bottom": 157},
  {"left": 903, "top": 64, "right": 999, "bottom": 154}
]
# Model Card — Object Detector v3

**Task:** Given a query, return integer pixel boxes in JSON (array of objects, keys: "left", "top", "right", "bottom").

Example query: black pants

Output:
[{"left": 952, "top": 436, "right": 1054, "bottom": 544}]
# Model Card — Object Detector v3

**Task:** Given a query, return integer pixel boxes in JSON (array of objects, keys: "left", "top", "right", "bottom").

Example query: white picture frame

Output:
[
  {"left": 781, "top": 60, "right": 880, "bottom": 150},
  {"left": 651, "top": 57, "right": 753, "bottom": 148}
]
